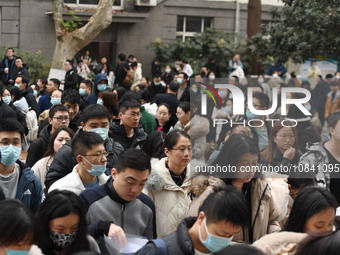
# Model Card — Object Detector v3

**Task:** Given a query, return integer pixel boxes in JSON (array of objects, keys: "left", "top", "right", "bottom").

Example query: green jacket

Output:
[{"left": 140, "top": 106, "right": 157, "bottom": 134}]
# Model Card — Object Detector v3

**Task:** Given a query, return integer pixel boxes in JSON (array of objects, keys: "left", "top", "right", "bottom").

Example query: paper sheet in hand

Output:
[{"left": 104, "top": 234, "right": 148, "bottom": 255}]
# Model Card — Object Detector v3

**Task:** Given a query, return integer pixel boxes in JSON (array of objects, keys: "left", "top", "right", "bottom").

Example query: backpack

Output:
[
  {"left": 148, "top": 239, "right": 168, "bottom": 255},
  {"left": 25, "top": 108, "right": 39, "bottom": 142},
  {"left": 122, "top": 66, "right": 135, "bottom": 89}
]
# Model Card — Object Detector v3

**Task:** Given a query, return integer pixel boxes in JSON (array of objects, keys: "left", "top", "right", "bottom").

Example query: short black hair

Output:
[
  {"left": 118, "top": 98, "right": 141, "bottom": 113},
  {"left": 50, "top": 78, "right": 60, "bottom": 88},
  {"left": 169, "top": 80, "right": 180, "bottom": 92},
  {"left": 80, "top": 80, "right": 93, "bottom": 89},
  {"left": 15, "top": 57, "right": 22, "bottom": 62},
  {"left": 41, "top": 78, "right": 48, "bottom": 85},
  {"left": 7, "top": 47, "right": 14, "bottom": 53},
  {"left": 120, "top": 90, "right": 142, "bottom": 104},
  {"left": 199, "top": 186, "right": 249, "bottom": 227},
  {"left": 81, "top": 104, "right": 110, "bottom": 124},
  {"left": 118, "top": 53, "right": 126, "bottom": 61},
  {"left": 326, "top": 74, "right": 334, "bottom": 79},
  {"left": 0, "top": 118, "right": 25, "bottom": 141},
  {"left": 140, "top": 89, "right": 152, "bottom": 103},
  {"left": 252, "top": 92, "right": 270, "bottom": 109},
  {"left": 178, "top": 101, "right": 190, "bottom": 114},
  {"left": 72, "top": 131, "right": 104, "bottom": 157},
  {"left": 287, "top": 171, "right": 317, "bottom": 189},
  {"left": 217, "top": 244, "right": 264, "bottom": 255},
  {"left": 284, "top": 187, "right": 338, "bottom": 233},
  {"left": 17, "top": 75, "right": 29, "bottom": 86},
  {"left": 180, "top": 72, "right": 188, "bottom": 80},
  {"left": 61, "top": 89, "right": 81, "bottom": 105},
  {"left": 66, "top": 59, "right": 73, "bottom": 66},
  {"left": 8, "top": 86, "right": 22, "bottom": 101},
  {"left": 115, "top": 148, "right": 151, "bottom": 173},
  {"left": 0, "top": 200, "right": 37, "bottom": 246},
  {"left": 49, "top": 104, "right": 69, "bottom": 119}
]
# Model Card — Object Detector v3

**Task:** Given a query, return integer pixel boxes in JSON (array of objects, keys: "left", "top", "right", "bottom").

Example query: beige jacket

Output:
[
  {"left": 143, "top": 157, "right": 192, "bottom": 238},
  {"left": 187, "top": 175, "right": 282, "bottom": 243},
  {"left": 252, "top": 231, "right": 307, "bottom": 255},
  {"left": 32, "top": 156, "right": 53, "bottom": 188}
]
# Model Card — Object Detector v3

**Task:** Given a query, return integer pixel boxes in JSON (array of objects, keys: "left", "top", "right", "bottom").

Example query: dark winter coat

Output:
[
  {"left": 21, "top": 86, "right": 40, "bottom": 116},
  {"left": 38, "top": 94, "right": 51, "bottom": 113},
  {"left": 0, "top": 55, "right": 17, "bottom": 84},
  {"left": 45, "top": 129, "right": 124, "bottom": 191},
  {"left": 85, "top": 73, "right": 109, "bottom": 106}
]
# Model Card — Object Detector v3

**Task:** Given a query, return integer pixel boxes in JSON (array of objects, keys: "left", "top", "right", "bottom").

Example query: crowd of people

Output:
[{"left": 1, "top": 46, "right": 340, "bottom": 255}]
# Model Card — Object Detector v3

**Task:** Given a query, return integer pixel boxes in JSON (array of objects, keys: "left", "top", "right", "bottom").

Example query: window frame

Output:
[
  {"left": 63, "top": 0, "right": 123, "bottom": 10},
  {"left": 176, "top": 16, "right": 212, "bottom": 42}
]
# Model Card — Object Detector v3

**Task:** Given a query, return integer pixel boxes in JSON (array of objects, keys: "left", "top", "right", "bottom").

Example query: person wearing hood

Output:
[
  {"left": 85, "top": 73, "right": 109, "bottom": 106},
  {"left": 14, "top": 74, "right": 40, "bottom": 116},
  {"left": 13, "top": 57, "right": 29, "bottom": 81}
]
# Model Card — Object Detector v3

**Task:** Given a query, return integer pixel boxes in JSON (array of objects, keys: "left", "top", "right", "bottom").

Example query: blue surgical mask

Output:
[
  {"left": 97, "top": 84, "right": 107, "bottom": 92},
  {"left": 192, "top": 89, "right": 198, "bottom": 93},
  {"left": 79, "top": 88, "right": 86, "bottom": 96},
  {"left": 199, "top": 218, "right": 233, "bottom": 253},
  {"left": 14, "top": 84, "right": 21, "bottom": 89},
  {"left": 2, "top": 96, "right": 11, "bottom": 105},
  {"left": 246, "top": 109, "right": 259, "bottom": 120},
  {"left": 154, "top": 81, "right": 161, "bottom": 86},
  {"left": 50, "top": 97, "right": 61, "bottom": 105},
  {"left": 33, "top": 90, "right": 38, "bottom": 97},
  {"left": 165, "top": 68, "right": 171, "bottom": 73},
  {"left": 88, "top": 127, "right": 109, "bottom": 141},
  {"left": 304, "top": 105, "right": 311, "bottom": 112},
  {"left": 177, "top": 78, "right": 183, "bottom": 84},
  {"left": 225, "top": 106, "right": 232, "bottom": 115},
  {"left": 209, "top": 76, "right": 215, "bottom": 81},
  {"left": 0, "top": 145, "right": 21, "bottom": 166},
  {"left": 82, "top": 156, "right": 106, "bottom": 176},
  {"left": 6, "top": 249, "right": 30, "bottom": 255},
  {"left": 96, "top": 98, "right": 103, "bottom": 105},
  {"left": 218, "top": 91, "right": 227, "bottom": 99}
]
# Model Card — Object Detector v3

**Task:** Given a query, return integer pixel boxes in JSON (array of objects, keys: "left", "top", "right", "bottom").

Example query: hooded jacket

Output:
[
  {"left": 85, "top": 73, "right": 108, "bottom": 106},
  {"left": 21, "top": 86, "right": 40, "bottom": 116},
  {"left": 45, "top": 129, "right": 124, "bottom": 190},
  {"left": 188, "top": 176, "right": 281, "bottom": 243},
  {"left": 26, "top": 124, "right": 51, "bottom": 167},
  {"left": 143, "top": 157, "right": 192, "bottom": 238},
  {"left": 109, "top": 119, "right": 147, "bottom": 150}
]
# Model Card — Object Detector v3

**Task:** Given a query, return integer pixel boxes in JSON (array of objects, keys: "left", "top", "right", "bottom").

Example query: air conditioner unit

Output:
[{"left": 135, "top": 0, "right": 157, "bottom": 6}]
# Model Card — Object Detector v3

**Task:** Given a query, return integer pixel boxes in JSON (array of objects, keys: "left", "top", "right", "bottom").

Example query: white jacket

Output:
[
  {"left": 143, "top": 157, "right": 191, "bottom": 238},
  {"left": 49, "top": 165, "right": 109, "bottom": 195}
]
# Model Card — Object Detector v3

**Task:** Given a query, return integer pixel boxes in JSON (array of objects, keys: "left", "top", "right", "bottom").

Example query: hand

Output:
[
  {"left": 4, "top": 68, "right": 8, "bottom": 74},
  {"left": 283, "top": 147, "right": 295, "bottom": 161},
  {"left": 108, "top": 223, "right": 127, "bottom": 251}
]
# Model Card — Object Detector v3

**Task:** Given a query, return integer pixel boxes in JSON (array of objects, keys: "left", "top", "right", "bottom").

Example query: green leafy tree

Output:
[
  {"left": 251, "top": 0, "right": 340, "bottom": 64},
  {"left": 147, "top": 29, "right": 249, "bottom": 76}
]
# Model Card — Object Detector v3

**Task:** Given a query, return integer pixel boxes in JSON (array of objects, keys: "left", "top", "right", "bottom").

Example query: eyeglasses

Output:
[
  {"left": 53, "top": 116, "right": 70, "bottom": 122},
  {"left": 276, "top": 135, "right": 296, "bottom": 140},
  {"left": 171, "top": 148, "right": 192, "bottom": 154},
  {"left": 83, "top": 152, "right": 110, "bottom": 159},
  {"left": 124, "top": 112, "right": 142, "bottom": 118}
]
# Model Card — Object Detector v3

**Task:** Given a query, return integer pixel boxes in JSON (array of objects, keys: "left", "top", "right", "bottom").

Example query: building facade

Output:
[{"left": 0, "top": 0, "right": 282, "bottom": 76}]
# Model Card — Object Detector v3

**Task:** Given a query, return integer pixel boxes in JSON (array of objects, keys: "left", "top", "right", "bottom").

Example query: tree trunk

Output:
[
  {"left": 50, "top": 0, "right": 114, "bottom": 71},
  {"left": 247, "top": 0, "right": 262, "bottom": 75}
]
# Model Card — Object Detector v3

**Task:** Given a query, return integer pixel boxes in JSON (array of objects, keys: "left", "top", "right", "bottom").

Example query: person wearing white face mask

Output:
[
  {"left": 230, "top": 62, "right": 245, "bottom": 79},
  {"left": 136, "top": 186, "right": 249, "bottom": 255},
  {"left": 49, "top": 131, "right": 109, "bottom": 195},
  {"left": 45, "top": 105, "right": 124, "bottom": 191}
]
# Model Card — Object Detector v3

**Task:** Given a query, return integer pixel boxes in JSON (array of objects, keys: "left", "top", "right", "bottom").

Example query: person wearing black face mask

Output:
[{"left": 35, "top": 190, "right": 100, "bottom": 255}]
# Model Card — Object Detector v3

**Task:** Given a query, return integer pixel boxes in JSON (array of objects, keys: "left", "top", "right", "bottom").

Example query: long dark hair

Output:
[
  {"left": 36, "top": 190, "right": 90, "bottom": 254},
  {"left": 284, "top": 187, "right": 338, "bottom": 233},
  {"left": 43, "top": 127, "right": 74, "bottom": 158},
  {"left": 0, "top": 200, "right": 37, "bottom": 246}
]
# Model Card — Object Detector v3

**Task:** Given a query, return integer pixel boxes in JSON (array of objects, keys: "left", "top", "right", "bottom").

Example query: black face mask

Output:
[{"left": 50, "top": 231, "right": 77, "bottom": 249}]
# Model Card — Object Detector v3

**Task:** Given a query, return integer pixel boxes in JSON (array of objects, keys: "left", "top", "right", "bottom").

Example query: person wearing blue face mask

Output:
[
  {"left": 147, "top": 74, "right": 166, "bottom": 100},
  {"left": 49, "top": 131, "right": 109, "bottom": 195},
  {"left": 0, "top": 200, "right": 37, "bottom": 255},
  {"left": 45, "top": 105, "right": 124, "bottom": 191},
  {"left": 85, "top": 73, "right": 109, "bottom": 106},
  {"left": 38, "top": 78, "right": 60, "bottom": 112},
  {"left": 161, "top": 65, "right": 174, "bottom": 85},
  {"left": 136, "top": 185, "right": 249, "bottom": 255},
  {"left": 0, "top": 118, "right": 44, "bottom": 212}
]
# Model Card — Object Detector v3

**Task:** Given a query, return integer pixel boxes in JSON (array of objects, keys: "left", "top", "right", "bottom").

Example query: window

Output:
[
  {"left": 63, "top": 0, "right": 123, "bottom": 10},
  {"left": 176, "top": 16, "right": 212, "bottom": 42}
]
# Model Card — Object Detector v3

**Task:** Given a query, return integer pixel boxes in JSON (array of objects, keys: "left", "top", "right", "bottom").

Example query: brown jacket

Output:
[
  {"left": 324, "top": 90, "right": 340, "bottom": 119},
  {"left": 188, "top": 175, "right": 281, "bottom": 243}
]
